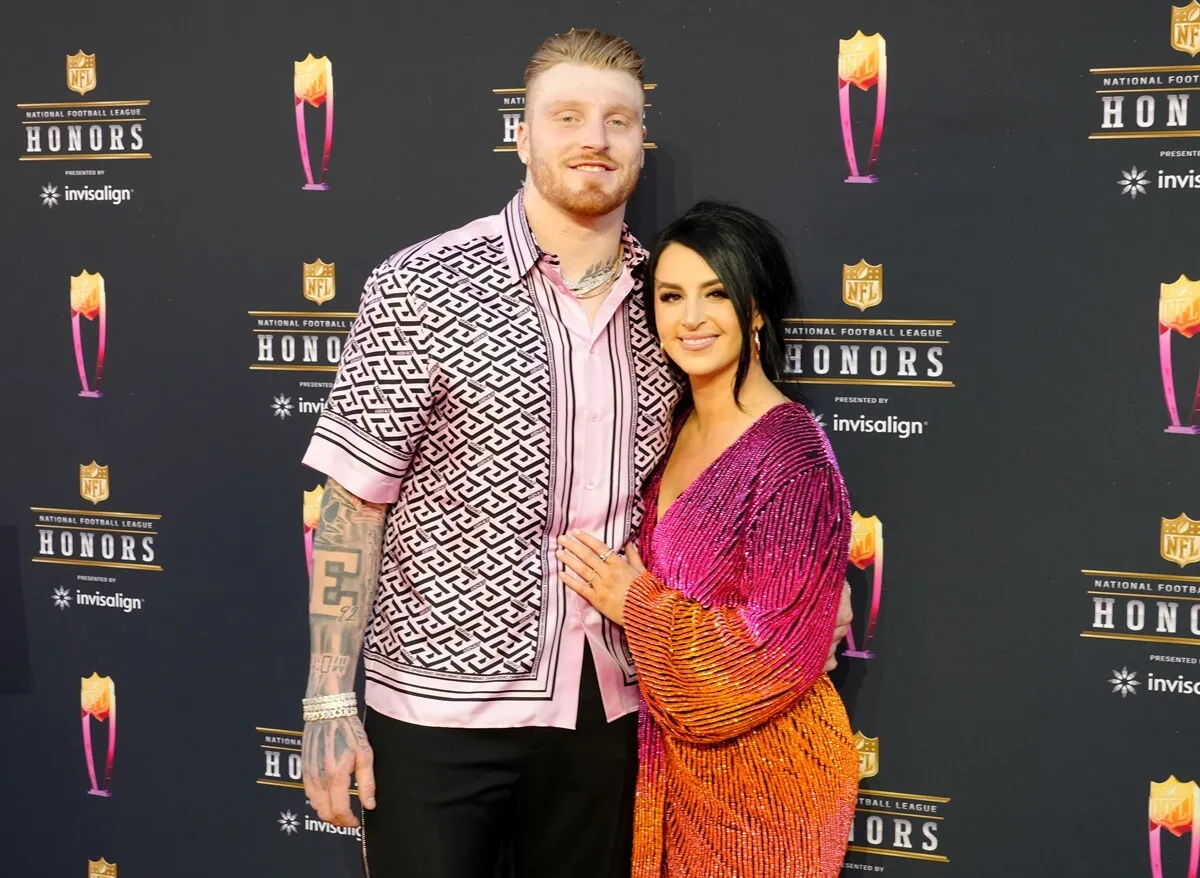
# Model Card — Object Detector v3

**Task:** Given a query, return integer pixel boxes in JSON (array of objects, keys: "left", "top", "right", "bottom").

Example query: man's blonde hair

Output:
[{"left": 524, "top": 28, "right": 645, "bottom": 92}]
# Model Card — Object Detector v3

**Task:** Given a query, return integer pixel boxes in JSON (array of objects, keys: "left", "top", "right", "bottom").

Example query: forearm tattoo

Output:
[
  {"left": 305, "top": 480, "right": 386, "bottom": 698},
  {"left": 311, "top": 653, "right": 351, "bottom": 675}
]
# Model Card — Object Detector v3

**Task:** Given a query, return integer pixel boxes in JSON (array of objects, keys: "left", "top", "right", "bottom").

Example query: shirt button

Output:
[
  {"left": 585, "top": 480, "right": 596, "bottom": 490},
  {"left": 588, "top": 411, "right": 599, "bottom": 422}
]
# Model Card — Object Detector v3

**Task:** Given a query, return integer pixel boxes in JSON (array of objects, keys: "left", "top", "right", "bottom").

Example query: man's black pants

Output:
[{"left": 361, "top": 646, "right": 638, "bottom": 878}]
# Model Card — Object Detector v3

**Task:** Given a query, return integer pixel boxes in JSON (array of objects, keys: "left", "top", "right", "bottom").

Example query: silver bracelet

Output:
[{"left": 302, "top": 691, "right": 358, "bottom": 722}]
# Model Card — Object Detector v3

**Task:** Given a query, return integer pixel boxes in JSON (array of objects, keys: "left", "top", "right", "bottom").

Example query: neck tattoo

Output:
[{"left": 563, "top": 249, "right": 623, "bottom": 300}]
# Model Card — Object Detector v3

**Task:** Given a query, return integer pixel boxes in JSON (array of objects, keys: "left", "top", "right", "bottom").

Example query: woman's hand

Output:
[{"left": 556, "top": 530, "right": 645, "bottom": 627}]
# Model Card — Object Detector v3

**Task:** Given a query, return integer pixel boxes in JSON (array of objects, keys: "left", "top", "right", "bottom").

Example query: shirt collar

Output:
[{"left": 499, "top": 188, "right": 648, "bottom": 283}]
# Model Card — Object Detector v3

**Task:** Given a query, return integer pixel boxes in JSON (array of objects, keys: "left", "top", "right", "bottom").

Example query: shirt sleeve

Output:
[
  {"left": 301, "top": 262, "right": 433, "bottom": 504},
  {"left": 622, "top": 463, "right": 851, "bottom": 744}
]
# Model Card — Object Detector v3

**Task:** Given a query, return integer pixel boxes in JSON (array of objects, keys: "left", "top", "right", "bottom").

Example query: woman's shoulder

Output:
[
  {"left": 759, "top": 402, "right": 832, "bottom": 455},
  {"left": 742, "top": 403, "right": 839, "bottom": 488}
]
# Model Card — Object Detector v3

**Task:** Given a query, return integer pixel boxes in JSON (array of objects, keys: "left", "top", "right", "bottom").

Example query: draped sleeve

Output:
[{"left": 623, "top": 463, "right": 851, "bottom": 744}]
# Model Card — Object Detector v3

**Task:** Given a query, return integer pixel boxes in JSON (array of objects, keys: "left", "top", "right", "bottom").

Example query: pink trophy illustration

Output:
[
  {"left": 81, "top": 673, "right": 116, "bottom": 797},
  {"left": 843, "top": 512, "right": 884, "bottom": 659},
  {"left": 304, "top": 485, "right": 324, "bottom": 578},
  {"left": 838, "top": 31, "right": 887, "bottom": 184},
  {"left": 70, "top": 271, "right": 106, "bottom": 398},
  {"left": 1159, "top": 275, "right": 1200, "bottom": 434},
  {"left": 1150, "top": 776, "right": 1199, "bottom": 878},
  {"left": 294, "top": 54, "right": 334, "bottom": 190}
]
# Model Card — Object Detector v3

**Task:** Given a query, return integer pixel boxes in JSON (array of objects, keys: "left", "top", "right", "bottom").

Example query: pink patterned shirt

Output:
[{"left": 302, "top": 191, "right": 680, "bottom": 729}]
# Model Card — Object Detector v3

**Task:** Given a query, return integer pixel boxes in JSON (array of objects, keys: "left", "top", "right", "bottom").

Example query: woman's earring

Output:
[{"left": 754, "top": 327, "right": 762, "bottom": 354}]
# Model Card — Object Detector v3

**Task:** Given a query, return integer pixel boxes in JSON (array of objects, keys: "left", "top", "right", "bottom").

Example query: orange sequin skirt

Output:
[{"left": 631, "top": 676, "right": 858, "bottom": 878}]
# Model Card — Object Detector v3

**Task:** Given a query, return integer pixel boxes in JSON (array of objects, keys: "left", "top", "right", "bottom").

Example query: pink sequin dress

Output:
[{"left": 623, "top": 402, "right": 858, "bottom": 878}]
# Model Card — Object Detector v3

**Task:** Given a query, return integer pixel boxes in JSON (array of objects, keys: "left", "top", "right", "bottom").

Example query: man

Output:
[{"left": 299, "top": 28, "right": 852, "bottom": 878}]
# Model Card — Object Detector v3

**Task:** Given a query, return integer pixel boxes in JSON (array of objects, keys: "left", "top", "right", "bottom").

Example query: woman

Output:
[{"left": 556, "top": 202, "right": 858, "bottom": 878}]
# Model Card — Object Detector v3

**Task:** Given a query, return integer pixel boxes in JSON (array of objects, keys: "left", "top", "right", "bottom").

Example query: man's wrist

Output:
[{"left": 302, "top": 691, "right": 358, "bottom": 722}]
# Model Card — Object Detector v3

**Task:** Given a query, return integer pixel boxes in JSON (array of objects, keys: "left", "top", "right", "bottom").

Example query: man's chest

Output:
[{"left": 420, "top": 280, "right": 677, "bottom": 469}]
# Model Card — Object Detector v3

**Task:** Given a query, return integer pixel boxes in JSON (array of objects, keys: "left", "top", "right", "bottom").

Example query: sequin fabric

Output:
[{"left": 623, "top": 403, "right": 858, "bottom": 878}]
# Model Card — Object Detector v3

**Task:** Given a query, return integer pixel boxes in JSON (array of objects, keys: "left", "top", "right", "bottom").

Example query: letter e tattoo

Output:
[{"left": 309, "top": 548, "right": 362, "bottom": 619}]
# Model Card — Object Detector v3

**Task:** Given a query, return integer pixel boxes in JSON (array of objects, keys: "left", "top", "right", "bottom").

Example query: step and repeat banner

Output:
[{"left": 1, "top": 1, "right": 1197, "bottom": 876}]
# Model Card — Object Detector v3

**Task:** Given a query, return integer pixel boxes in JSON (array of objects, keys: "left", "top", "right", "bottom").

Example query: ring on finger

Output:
[
  {"left": 598, "top": 549, "right": 615, "bottom": 562},
  {"left": 587, "top": 568, "right": 598, "bottom": 582}
]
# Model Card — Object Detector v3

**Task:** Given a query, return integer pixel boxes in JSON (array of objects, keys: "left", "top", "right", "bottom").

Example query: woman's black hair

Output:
[{"left": 643, "top": 200, "right": 802, "bottom": 403}]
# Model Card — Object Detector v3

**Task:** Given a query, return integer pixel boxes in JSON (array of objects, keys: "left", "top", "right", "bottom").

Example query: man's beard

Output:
[{"left": 528, "top": 150, "right": 641, "bottom": 218}]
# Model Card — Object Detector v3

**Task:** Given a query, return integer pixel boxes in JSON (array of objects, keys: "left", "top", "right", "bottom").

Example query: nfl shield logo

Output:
[
  {"left": 71, "top": 271, "right": 105, "bottom": 320},
  {"left": 1161, "top": 514, "right": 1200, "bottom": 568},
  {"left": 88, "top": 859, "right": 117, "bottom": 878},
  {"left": 838, "top": 32, "right": 885, "bottom": 90},
  {"left": 79, "top": 461, "right": 110, "bottom": 505},
  {"left": 80, "top": 673, "right": 115, "bottom": 720},
  {"left": 1160, "top": 275, "right": 1200, "bottom": 339},
  {"left": 303, "top": 485, "right": 325, "bottom": 531},
  {"left": 855, "top": 731, "right": 880, "bottom": 780},
  {"left": 1173, "top": 3, "right": 1200, "bottom": 56},
  {"left": 294, "top": 54, "right": 332, "bottom": 107},
  {"left": 843, "top": 260, "right": 883, "bottom": 312},
  {"left": 67, "top": 50, "right": 97, "bottom": 96},
  {"left": 849, "top": 512, "right": 882, "bottom": 570},
  {"left": 1149, "top": 776, "right": 1198, "bottom": 837},
  {"left": 303, "top": 260, "right": 336, "bottom": 306}
]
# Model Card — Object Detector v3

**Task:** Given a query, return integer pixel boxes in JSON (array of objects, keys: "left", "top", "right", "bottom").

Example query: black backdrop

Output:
[{"left": 3, "top": 1, "right": 1199, "bottom": 876}]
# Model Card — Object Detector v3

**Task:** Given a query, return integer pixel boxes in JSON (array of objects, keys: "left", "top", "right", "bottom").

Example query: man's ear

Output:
[{"left": 516, "top": 120, "right": 530, "bottom": 165}]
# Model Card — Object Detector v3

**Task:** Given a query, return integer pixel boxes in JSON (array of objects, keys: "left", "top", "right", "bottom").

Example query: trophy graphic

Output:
[
  {"left": 304, "top": 485, "right": 324, "bottom": 578},
  {"left": 81, "top": 673, "right": 116, "bottom": 797},
  {"left": 1160, "top": 275, "right": 1200, "bottom": 434},
  {"left": 1150, "top": 776, "right": 1199, "bottom": 878},
  {"left": 71, "top": 271, "right": 107, "bottom": 398},
  {"left": 838, "top": 31, "right": 887, "bottom": 183},
  {"left": 67, "top": 50, "right": 97, "bottom": 96},
  {"left": 294, "top": 54, "right": 334, "bottom": 190},
  {"left": 1173, "top": 3, "right": 1200, "bottom": 57},
  {"left": 844, "top": 512, "right": 883, "bottom": 659}
]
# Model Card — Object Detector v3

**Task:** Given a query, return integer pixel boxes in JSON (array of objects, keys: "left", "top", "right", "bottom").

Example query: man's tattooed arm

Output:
[
  {"left": 301, "top": 478, "right": 386, "bottom": 827},
  {"left": 305, "top": 478, "right": 386, "bottom": 698}
]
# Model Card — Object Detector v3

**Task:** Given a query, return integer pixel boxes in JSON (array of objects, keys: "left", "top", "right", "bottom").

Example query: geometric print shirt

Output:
[{"left": 302, "top": 190, "right": 681, "bottom": 729}]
